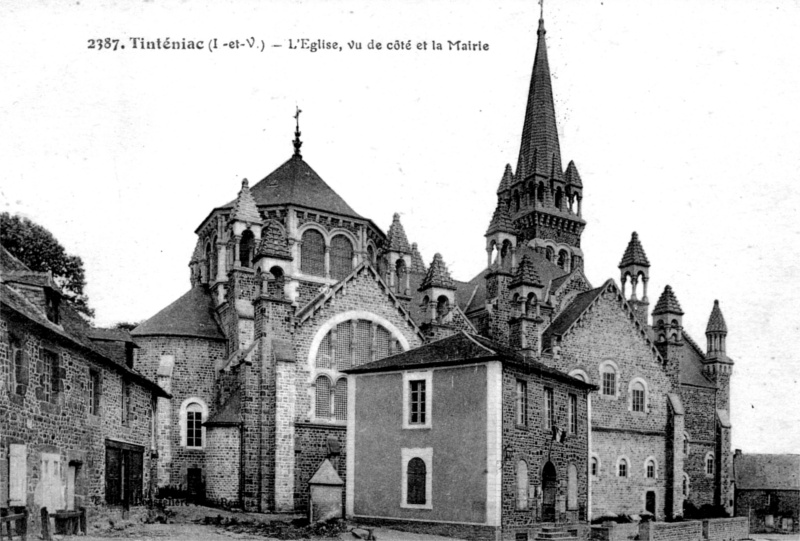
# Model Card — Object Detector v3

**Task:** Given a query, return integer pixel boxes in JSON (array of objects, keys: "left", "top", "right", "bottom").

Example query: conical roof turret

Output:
[
  {"left": 486, "top": 202, "right": 516, "bottom": 236},
  {"left": 706, "top": 300, "right": 728, "bottom": 334},
  {"left": 386, "top": 213, "right": 412, "bottom": 253},
  {"left": 410, "top": 243, "right": 427, "bottom": 274},
  {"left": 497, "top": 164, "right": 514, "bottom": 194},
  {"left": 419, "top": 253, "right": 456, "bottom": 291},
  {"left": 516, "top": 15, "right": 563, "bottom": 181},
  {"left": 510, "top": 255, "right": 542, "bottom": 288},
  {"left": 564, "top": 160, "right": 582, "bottom": 188},
  {"left": 619, "top": 232, "right": 650, "bottom": 268},
  {"left": 231, "top": 179, "right": 262, "bottom": 224},
  {"left": 652, "top": 285, "right": 684, "bottom": 316}
]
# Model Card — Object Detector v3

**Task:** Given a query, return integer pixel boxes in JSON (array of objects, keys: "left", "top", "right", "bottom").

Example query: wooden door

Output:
[{"left": 542, "top": 461, "right": 557, "bottom": 522}]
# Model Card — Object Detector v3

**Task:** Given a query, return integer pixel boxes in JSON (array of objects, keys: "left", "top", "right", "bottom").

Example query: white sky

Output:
[{"left": 2, "top": 0, "right": 799, "bottom": 454}]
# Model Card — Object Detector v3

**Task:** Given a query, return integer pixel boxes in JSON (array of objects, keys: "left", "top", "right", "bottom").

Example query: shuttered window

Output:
[{"left": 9, "top": 444, "right": 27, "bottom": 506}]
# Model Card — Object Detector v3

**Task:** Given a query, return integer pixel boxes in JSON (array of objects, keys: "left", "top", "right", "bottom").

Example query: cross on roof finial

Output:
[
  {"left": 539, "top": 0, "right": 544, "bottom": 20},
  {"left": 293, "top": 106, "right": 303, "bottom": 158}
]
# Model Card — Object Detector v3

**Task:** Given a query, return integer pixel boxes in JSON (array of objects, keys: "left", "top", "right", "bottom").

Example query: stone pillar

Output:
[
  {"left": 274, "top": 358, "right": 296, "bottom": 512},
  {"left": 156, "top": 355, "right": 175, "bottom": 488},
  {"left": 216, "top": 243, "right": 228, "bottom": 282},
  {"left": 324, "top": 246, "right": 331, "bottom": 279}
]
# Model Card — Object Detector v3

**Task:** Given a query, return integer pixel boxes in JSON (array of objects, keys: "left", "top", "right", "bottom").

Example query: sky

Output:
[{"left": 1, "top": 0, "right": 799, "bottom": 454}]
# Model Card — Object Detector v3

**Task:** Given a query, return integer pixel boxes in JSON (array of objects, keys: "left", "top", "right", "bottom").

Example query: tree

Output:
[
  {"left": 113, "top": 321, "right": 141, "bottom": 331},
  {"left": 0, "top": 212, "right": 94, "bottom": 318}
]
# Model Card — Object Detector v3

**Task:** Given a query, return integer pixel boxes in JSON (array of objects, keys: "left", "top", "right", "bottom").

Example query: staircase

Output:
[{"left": 533, "top": 525, "right": 579, "bottom": 541}]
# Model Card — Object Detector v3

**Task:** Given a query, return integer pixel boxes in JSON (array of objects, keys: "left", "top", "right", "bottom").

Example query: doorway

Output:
[
  {"left": 542, "top": 461, "right": 557, "bottom": 522},
  {"left": 645, "top": 491, "right": 656, "bottom": 516}
]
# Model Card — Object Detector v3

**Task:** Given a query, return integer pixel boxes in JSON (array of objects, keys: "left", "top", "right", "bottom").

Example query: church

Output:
[{"left": 131, "top": 8, "right": 735, "bottom": 527}]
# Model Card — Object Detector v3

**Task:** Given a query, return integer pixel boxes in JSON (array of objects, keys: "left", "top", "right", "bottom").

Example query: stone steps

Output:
[{"left": 532, "top": 525, "right": 579, "bottom": 540}]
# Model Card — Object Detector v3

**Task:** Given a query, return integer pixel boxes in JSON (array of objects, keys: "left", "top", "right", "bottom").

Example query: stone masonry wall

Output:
[
  {"left": 294, "top": 424, "right": 346, "bottom": 513},
  {"left": 551, "top": 286, "right": 676, "bottom": 518},
  {"left": 134, "top": 335, "right": 225, "bottom": 490},
  {"left": 638, "top": 520, "right": 702, "bottom": 541},
  {"left": 681, "top": 385, "right": 717, "bottom": 508},
  {"left": 703, "top": 517, "right": 749, "bottom": 540},
  {"left": 205, "top": 426, "right": 240, "bottom": 503},
  {"left": 0, "top": 313, "right": 156, "bottom": 534},
  {"left": 736, "top": 489, "right": 799, "bottom": 533},
  {"left": 501, "top": 365, "right": 590, "bottom": 532}
]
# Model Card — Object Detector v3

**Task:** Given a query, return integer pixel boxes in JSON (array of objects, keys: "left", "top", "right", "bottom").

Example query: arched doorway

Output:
[
  {"left": 542, "top": 461, "right": 557, "bottom": 522},
  {"left": 645, "top": 491, "right": 656, "bottom": 517}
]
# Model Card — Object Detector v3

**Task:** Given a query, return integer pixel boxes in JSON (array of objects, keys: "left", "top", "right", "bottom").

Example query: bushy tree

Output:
[{"left": 0, "top": 212, "right": 94, "bottom": 318}]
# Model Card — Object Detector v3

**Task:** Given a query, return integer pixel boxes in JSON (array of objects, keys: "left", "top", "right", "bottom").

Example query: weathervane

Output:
[{"left": 293, "top": 106, "right": 303, "bottom": 158}]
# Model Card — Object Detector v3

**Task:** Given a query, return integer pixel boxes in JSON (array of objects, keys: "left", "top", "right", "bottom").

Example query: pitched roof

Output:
[
  {"left": 256, "top": 220, "right": 292, "bottom": 261},
  {"left": 132, "top": 286, "right": 225, "bottom": 340},
  {"left": 410, "top": 243, "right": 427, "bottom": 274},
  {"left": 544, "top": 284, "right": 606, "bottom": 339},
  {"left": 706, "top": 300, "right": 728, "bottom": 333},
  {"left": 221, "top": 155, "right": 362, "bottom": 219},
  {"left": 564, "top": 160, "right": 582, "bottom": 187},
  {"left": 386, "top": 213, "right": 412, "bottom": 253},
  {"left": 345, "top": 331, "right": 595, "bottom": 390},
  {"left": 309, "top": 459, "right": 344, "bottom": 486},
  {"left": 619, "top": 232, "right": 650, "bottom": 268},
  {"left": 231, "top": 178, "right": 262, "bottom": 223},
  {"left": 497, "top": 164, "right": 514, "bottom": 194},
  {"left": 677, "top": 332, "right": 716, "bottom": 388},
  {"left": 486, "top": 202, "right": 516, "bottom": 236},
  {"left": 419, "top": 253, "right": 456, "bottom": 291},
  {"left": 516, "top": 17, "right": 563, "bottom": 181},
  {"left": 87, "top": 327, "right": 135, "bottom": 343},
  {"left": 205, "top": 391, "right": 242, "bottom": 426},
  {"left": 734, "top": 454, "right": 800, "bottom": 491},
  {"left": 0, "top": 246, "right": 29, "bottom": 272},
  {"left": 510, "top": 254, "right": 543, "bottom": 288},
  {"left": 652, "top": 285, "right": 684, "bottom": 315}
]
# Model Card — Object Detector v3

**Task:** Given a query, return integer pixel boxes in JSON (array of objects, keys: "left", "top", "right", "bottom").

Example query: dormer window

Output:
[{"left": 45, "top": 290, "right": 60, "bottom": 324}]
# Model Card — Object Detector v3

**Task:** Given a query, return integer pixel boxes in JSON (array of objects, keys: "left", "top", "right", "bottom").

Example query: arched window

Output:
[
  {"left": 315, "top": 375, "right": 332, "bottom": 418},
  {"left": 395, "top": 259, "right": 407, "bottom": 295},
  {"left": 537, "top": 182, "right": 545, "bottom": 203},
  {"left": 554, "top": 187, "right": 563, "bottom": 209},
  {"left": 210, "top": 236, "right": 218, "bottom": 278},
  {"left": 205, "top": 242, "right": 212, "bottom": 282},
  {"left": 599, "top": 361, "right": 618, "bottom": 397},
  {"left": 311, "top": 314, "right": 408, "bottom": 422},
  {"left": 569, "top": 369, "right": 588, "bottom": 383},
  {"left": 516, "top": 460, "right": 529, "bottom": 510},
  {"left": 436, "top": 295, "right": 450, "bottom": 320},
  {"left": 683, "top": 433, "right": 690, "bottom": 455},
  {"left": 240, "top": 230, "right": 255, "bottom": 268},
  {"left": 330, "top": 235, "right": 354, "bottom": 281},
  {"left": 545, "top": 246, "right": 554, "bottom": 262},
  {"left": 630, "top": 379, "right": 647, "bottom": 413},
  {"left": 407, "top": 458, "right": 427, "bottom": 505},
  {"left": 527, "top": 183, "right": 535, "bottom": 207},
  {"left": 301, "top": 229, "right": 325, "bottom": 276},
  {"left": 513, "top": 191, "right": 520, "bottom": 212},
  {"left": 705, "top": 453, "right": 715, "bottom": 476},
  {"left": 567, "top": 464, "right": 578, "bottom": 510},
  {"left": 501, "top": 240, "right": 512, "bottom": 268},
  {"left": 180, "top": 398, "right": 208, "bottom": 449},
  {"left": 590, "top": 456, "right": 599, "bottom": 477},
  {"left": 683, "top": 473, "right": 690, "bottom": 497},
  {"left": 525, "top": 293, "right": 537, "bottom": 317},
  {"left": 366, "top": 245, "right": 375, "bottom": 266},
  {"left": 645, "top": 458, "right": 657, "bottom": 479},
  {"left": 618, "top": 457, "right": 629, "bottom": 478},
  {"left": 557, "top": 250, "right": 569, "bottom": 270}
]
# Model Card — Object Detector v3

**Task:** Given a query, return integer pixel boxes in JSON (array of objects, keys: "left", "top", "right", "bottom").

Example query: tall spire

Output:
[
  {"left": 516, "top": 7, "right": 563, "bottom": 181},
  {"left": 293, "top": 106, "right": 303, "bottom": 158}
]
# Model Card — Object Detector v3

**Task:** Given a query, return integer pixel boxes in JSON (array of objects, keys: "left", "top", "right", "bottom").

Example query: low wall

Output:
[
  {"left": 354, "top": 516, "right": 498, "bottom": 541},
  {"left": 703, "top": 517, "right": 749, "bottom": 541},
  {"left": 591, "top": 522, "right": 638, "bottom": 540},
  {"left": 639, "top": 518, "right": 750, "bottom": 541}
]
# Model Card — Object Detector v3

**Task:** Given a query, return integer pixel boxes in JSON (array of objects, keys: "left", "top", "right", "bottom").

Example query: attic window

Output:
[{"left": 45, "top": 290, "right": 60, "bottom": 324}]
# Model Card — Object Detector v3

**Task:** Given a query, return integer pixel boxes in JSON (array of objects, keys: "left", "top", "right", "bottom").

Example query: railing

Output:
[{"left": 0, "top": 508, "right": 28, "bottom": 541}]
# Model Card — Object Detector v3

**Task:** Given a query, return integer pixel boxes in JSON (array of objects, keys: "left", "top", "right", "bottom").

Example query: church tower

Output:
[
  {"left": 704, "top": 300, "right": 733, "bottom": 408},
  {"left": 508, "top": 13, "right": 587, "bottom": 271}
]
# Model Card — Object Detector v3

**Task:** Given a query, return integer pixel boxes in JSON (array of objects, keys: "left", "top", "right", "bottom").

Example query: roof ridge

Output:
[{"left": 461, "top": 330, "right": 496, "bottom": 355}]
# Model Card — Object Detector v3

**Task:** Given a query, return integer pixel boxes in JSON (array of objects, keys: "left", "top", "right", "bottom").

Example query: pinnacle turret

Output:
[
  {"left": 706, "top": 300, "right": 728, "bottom": 334},
  {"left": 497, "top": 164, "right": 514, "bottom": 194},
  {"left": 255, "top": 220, "right": 292, "bottom": 261},
  {"left": 410, "top": 243, "right": 427, "bottom": 274},
  {"left": 386, "top": 213, "right": 412, "bottom": 253},
  {"left": 565, "top": 160, "right": 583, "bottom": 188},
  {"left": 510, "top": 255, "right": 542, "bottom": 288},
  {"left": 619, "top": 232, "right": 650, "bottom": 269},
  {"left": 231, "top": 179, "right": 262, "bottom": 224},
  {"left": 652, "top": 285, "right": 683, "bottom": 316},
  {"left": 486, "top": 202, "right": 516, "bottom": 236},
  {"left": 419, "top": 253, "right": 456, "bottom": 291}
]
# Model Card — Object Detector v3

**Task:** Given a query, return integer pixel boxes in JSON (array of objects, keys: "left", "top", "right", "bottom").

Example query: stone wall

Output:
[
  {"left": 294, "top": 424, "right": 346, "bottom": 513},
  {"left": 736, "top": 489, "right": 799, "bottom": 533},
  {"left": 681, "top": 385, "right": 717, "bottom": 507},
  {"left": 205, "top": 426, "right": 240, "bottom": 503},
  {"left": 703, "top": 517, "right": 749, "bottom": 540},
  {"left": 0, "top": 313, "right": 157, "bottom": 535},
  {"left": 355, "top": 516, "right": 498, "bottom": 541},
  {"left": 638, "top": 520, "right": 703, "bottom": 541}
]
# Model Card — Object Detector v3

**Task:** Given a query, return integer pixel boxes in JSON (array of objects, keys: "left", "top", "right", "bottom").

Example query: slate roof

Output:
[
  {"left": 497, "top": 164, "right": 514, "bottom": 194},
  {"left": 510, "top": 254, "right": 543, "bottom": 288},
  {"left": 132, "top": 286, "right": 225, "bottom": 340},
  {"left": 256, "top": 220, "right": 292, "bottom": 261},
  {"left": 706, "top": 300, "right": 728, "bottom": 333},
  {"left": 221, "top": 155, "right": 362, "bottom": 219},
  {"left": 1, "top": 270, "right": 59, "bottom": 290},
  {"left": 486, "top": 203, "right": 516, "bottom": 236},
  {"left": 677, "top": 332, "right": 716, "bottom": 388},
  {"left": 619, "top": 232, "right": 650, "bottom": 268},
  {"left": 734, "top": 454, "right": 800, "bottom": 491},
  {"left": 543, "top": 284, "right": 606, "bottom": 339},
  {"left": 0, "top": 247, "right": 29, "bottom": 271},
  {"left": 386, "top": 213, "right": 412, "bottom": 253},
  {"left": 419, "top": 253, "right": 456, "bottom": 291},
  {"left": 205, "top": 391, "right": 242, "bottom": 426},
  {"left": 410, "top": 243, "right": 427, "bottom": 274},
  {"left": 87, "top": 327, "right": 136, "bottom": 343},
  {"left": 564, "top": 160, "right": 582, "bottom": 188},
  {"left": 345, "top": 331, "right": 595, "bottom": 390},
  {"left": 0, "top": 249, "right": 168, "bottom": 398},
  {"left": 653, "top": 285, "right": 684, "bottom": 315},
  {"left": 231, "top": 179, "right": 262, "bottom": 223},
  {"left": 516, "top": 17, "right": 563, "bottom": 181}
]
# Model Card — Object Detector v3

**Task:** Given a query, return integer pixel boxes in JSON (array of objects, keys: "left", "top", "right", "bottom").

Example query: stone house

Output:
[
  {"left": 0, "top": 247, "right": 169, "bottom": 533},
  {"left": 130, "top": 8, "right": 737, "bottom": 524},
  {"left": 344, "top": 331, "right": 594, "bottom": 540},
  {"left": 733, "top": 451, "right": 799, "bottom": 533}
]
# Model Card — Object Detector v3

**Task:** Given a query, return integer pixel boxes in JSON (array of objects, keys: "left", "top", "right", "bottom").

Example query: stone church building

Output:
[{"left": 131, "top": 12, "right": 735, "bottom": 522}]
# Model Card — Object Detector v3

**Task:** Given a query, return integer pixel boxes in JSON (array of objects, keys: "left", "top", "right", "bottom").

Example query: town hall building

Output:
[{"left": 130, "top": 7, "right": 736, "bottom": 533}]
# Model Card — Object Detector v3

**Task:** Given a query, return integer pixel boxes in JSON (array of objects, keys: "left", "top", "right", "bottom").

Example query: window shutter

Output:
[
  {"left": 105, "top": 446, "right": 122, "bottom": 505},
  {"left": 9, "top": 444, "right": 27, "bottom": 506}
]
